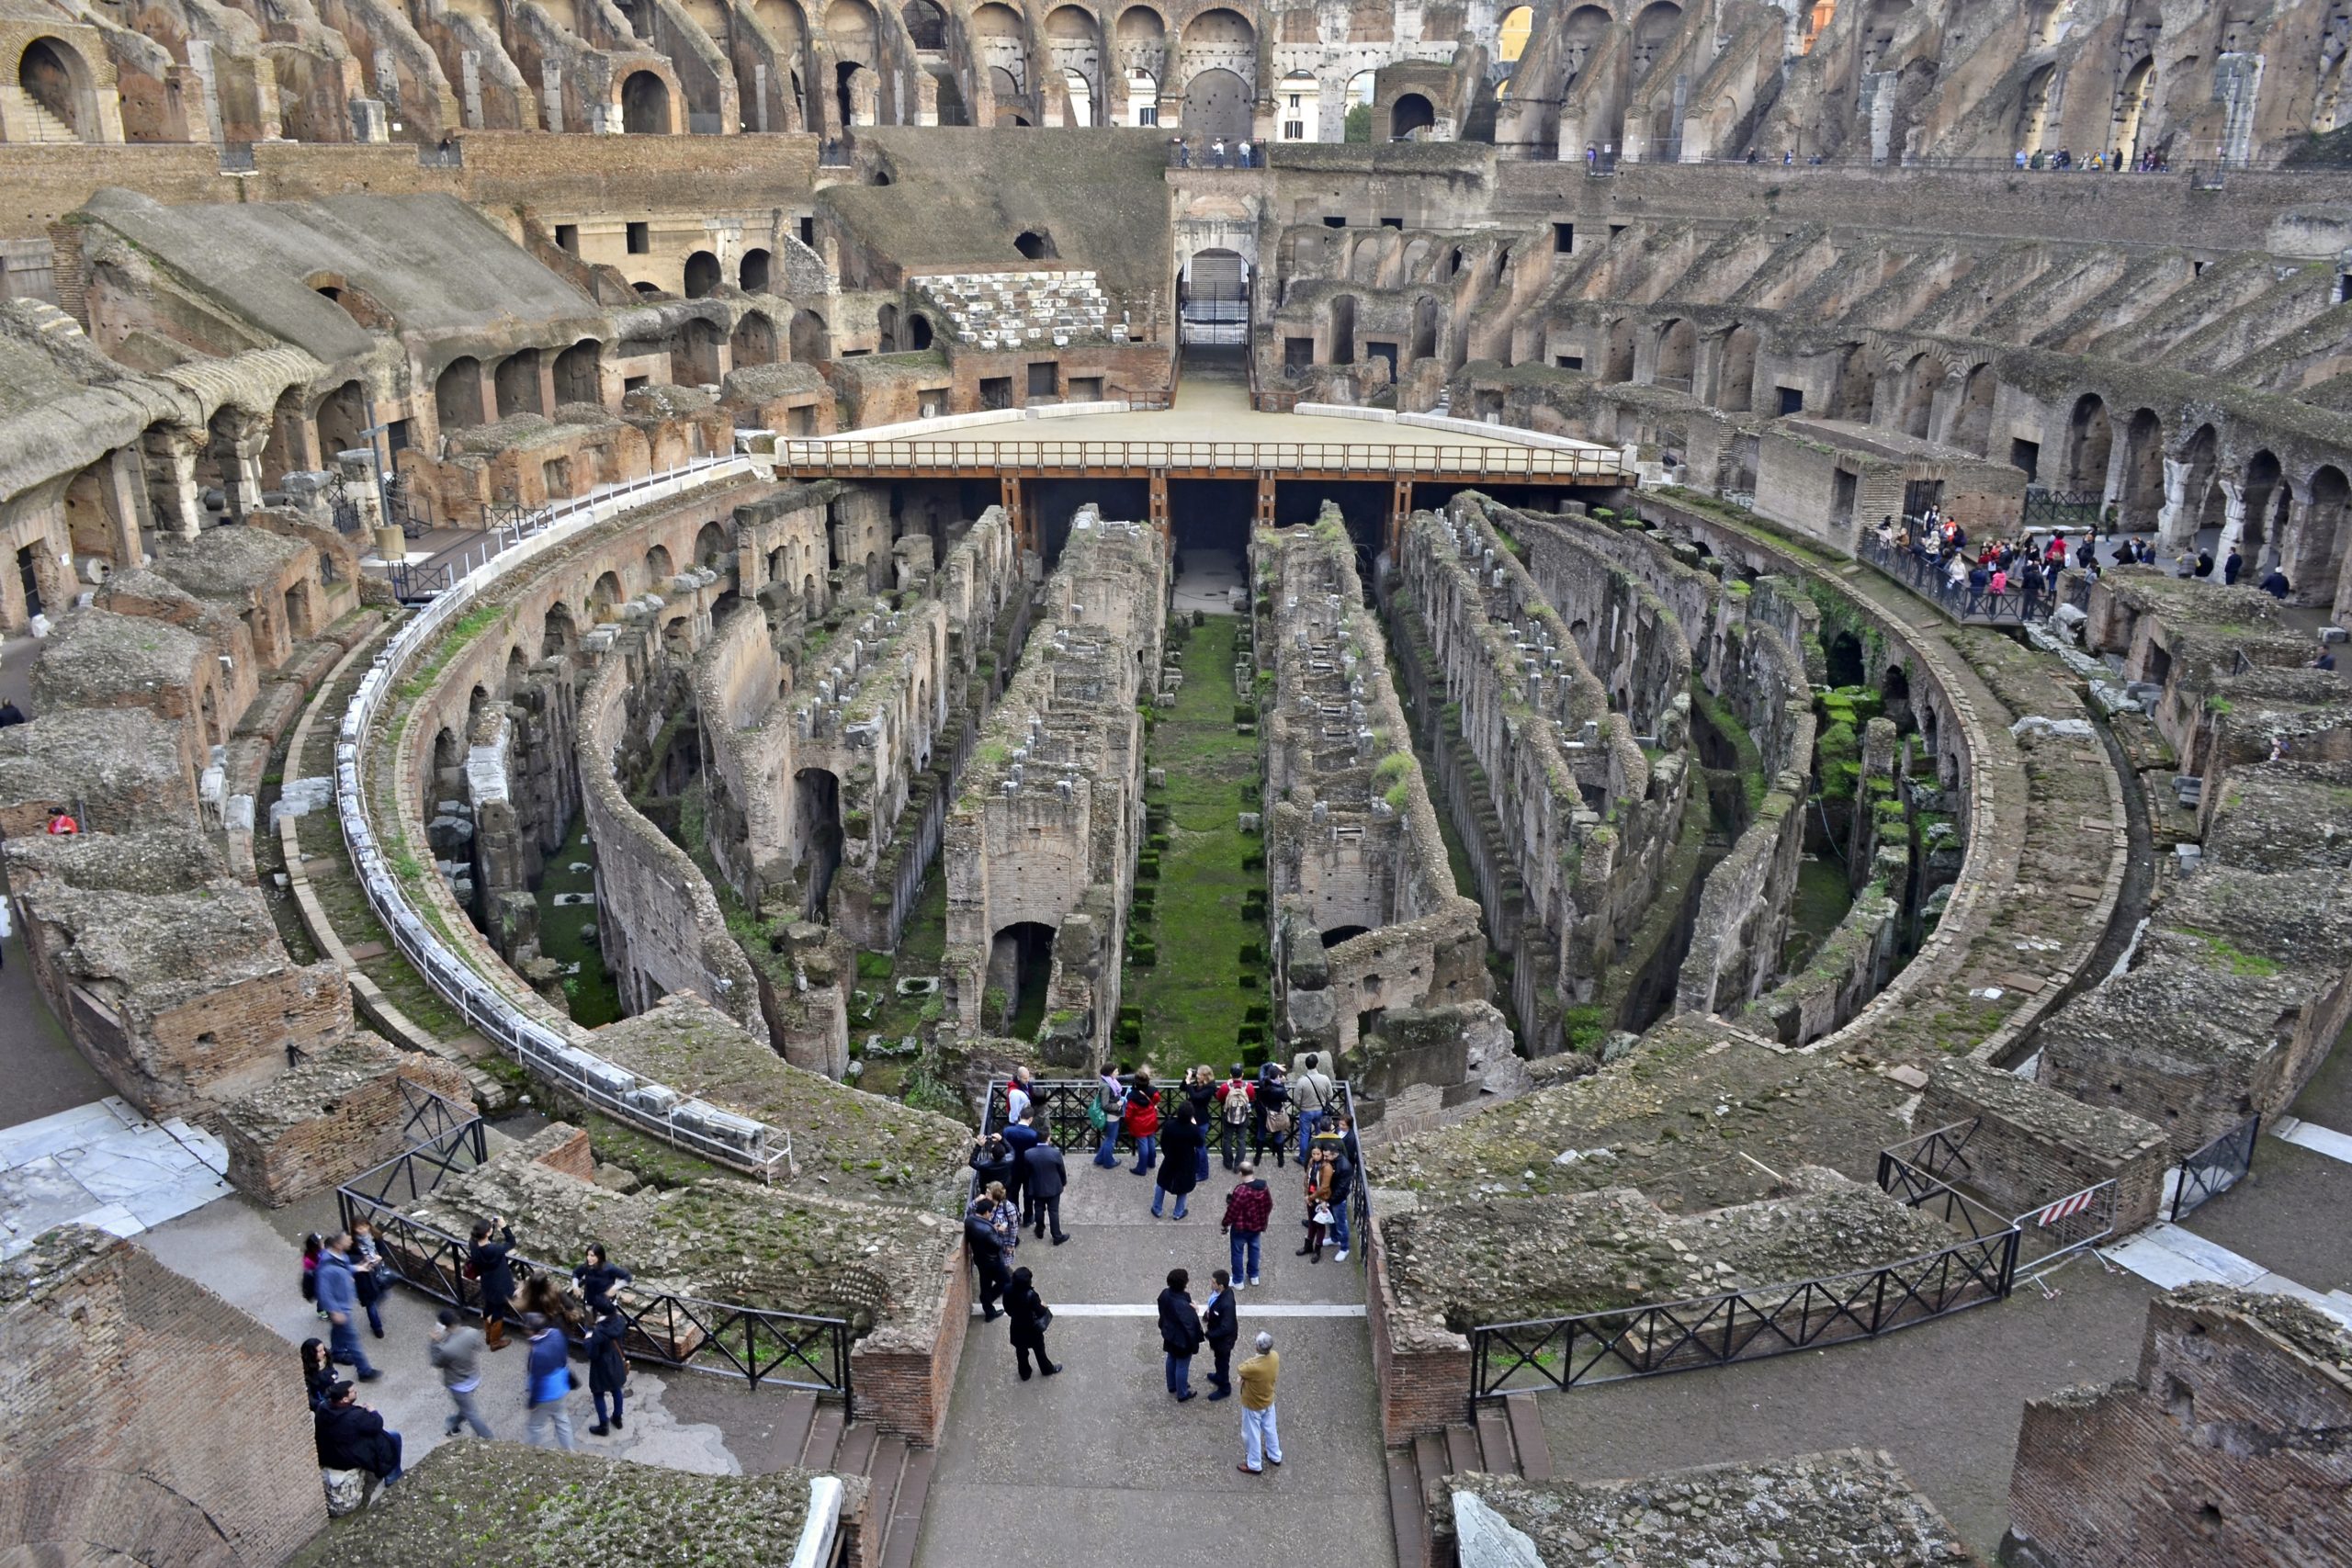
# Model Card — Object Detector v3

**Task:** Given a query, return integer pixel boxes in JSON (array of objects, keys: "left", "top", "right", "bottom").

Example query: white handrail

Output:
[
  {"left": 334, "top": 457, "right": 797, "bottom": 1179},
  {"left": 789, "top": 1476, "right": 844, "bottom": 1568}
]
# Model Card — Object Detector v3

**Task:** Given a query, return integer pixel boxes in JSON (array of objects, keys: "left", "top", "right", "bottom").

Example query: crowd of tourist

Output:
[{"left": 1871, "top": 507, "right": 2302, "bottom": 617}]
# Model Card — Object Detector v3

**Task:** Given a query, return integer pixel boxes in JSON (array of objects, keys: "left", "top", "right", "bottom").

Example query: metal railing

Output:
[
  {"left": 2013, "top": 1178, "right": 2119, "bottom": 1279},
  {"left": 1860, "top": 533, "right": 2057, "bottom": 626},
  {"left": 1876, "top": 1118, "right": 1979, "bottom": 1195},
  {"left": 336, "top": 457, "right": 801, "bottom": 1179},
  {"left": 776, "top": 437, "right": 1628, "bottom": 483},
  {"left": 394, "top": 1075, "right": 478, "bottom": 1149},
  {"left": 979, "top": 1077, "right": 1370, "bottom": 1269},
  {"left": 1467, "top": 1179, "right": 2018, "bottom": 1401},
  {"left": 2170, "top": 1112, "right": 2259, "bottom": 1222},
  {"left": 337, "top": 1122, "right": 853, "bottom": 1396}
]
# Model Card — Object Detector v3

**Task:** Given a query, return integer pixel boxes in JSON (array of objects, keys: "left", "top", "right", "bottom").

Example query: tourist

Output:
[
  {"left": 2014, "top": 149, "right": 2029, "bottom": 169},
  {"left": 1322, "top": 1119, "right": 1355, "bottom": 1261},
  {"left": 522, "top": 1312, "right": 576, "bottom": 1450},
  {"left": 1170, "top": 136, "right": 1187, "bottom": 168},
  {"left": 1944, "top": 553, "right": 1967, "bottom": 592},
  {"left": 1782, "top": 149, "right": 1793, "bottom": 166},
  {"left": 1004, "top": 1265, "right": 1061, "bottom": 1380},
  {"left": 970, "top": 1130, "right": 1015, "bottom": 1200},
  {"left": 315, "top": 1232, "right": 380, "bottom": 1382},
  {"left": 1585, "top": 143, "right": 1598, "bottom": 170},
  {"left": 1216, "top": 1063, "right": 1254, "bottom": 1170},
  {"left": 1235, "top": 1331, "right": 1283, "bottom": 1474},
  {"left": 1988, "top": 563, "right": 2008, "bottom": 602},
  {"left": 1183, "top": 1066, "right": 1217, "bottom": 1180},
  {"left": 1152, "top": 1102, "right": 1203, "bottom": 1219},
  {"left": 1236, "top": 139, "right": 1252, "bottom": 168},
  {"left": 972, "top": 1178, "right": 1021, "bottom": 1256},
  {"left": 314, "top": 1380, "right": 402, "bottom": 1488},
  {"left": 1125, "top": 1067, "right": 1162, "bottom": 1174},
  {"left": 430, "top": 1306, "right": 494, "bottom": 1438},
  {"left": 2314, "top": 644, "right": 2337, "bottom": 672},
  {"left": 300, "top": 1337, "right": 336, "bottom": 1412},
  {"left": 300, "top": 1232, "right": 323, "bottom": 1312},
  {"left": 46, "top": 808, "right": 75, "bottom": 835},
  {"left": 1005, "top": 1066, "right": 1035, "bottom": 1127},
  {"left": 966, "top": 1194, "right": 1009, "bottom": 1321},
  {"left": 1022, "top": 1125, "right": 1069, "bottom": 1244},
  {"left": 1203, "top": 1268, "right": 1238, "bottom": 1399},
  {"left": 2260, "top": 567, "right": 2290, "bottom": 600},
  {"left": 2193, "top": 549, "right": 2214, "bottom": 579},
  {"left": 1221, "top": 1160, "right": 1272, "bottom": 1287},
  {"left": 0, "top": 701, "right": 25, "bottom": 727},
  {"left": 2224, "top": 547, "right": 2243, "bottom": 587},
  {"left": 586, "top": 1299, "right": 630, "bottom": 1435},
  {"left": 1253, "top": 1065, "right": 1292, "bottom": 1169},
  {"left": 469, "top": 1216, "right": 517, "bottom": 1351},
  {"left": 571, "top": 1241, "right": 633, "bottom": 1314},
  {"left": 1297, "top": 1150, "right": 1335, "bottom": 1263},
  {"left": 348, "top": 1217, "right": 388, "bottom": 1338},
  {"left": 1000, "top": 1107, "right": 1040, "bottom": 1216},
  {"left": 1156, "top": 1268, "right": 1204, "bottom": 1401},
  {"left": 1212, "top": 136, "right": 1227, "bottom": 168},
  {"left": 1292, "top": 1052, "right": 1336, "bottom": 1159},
  {"left": 521, "top": 1270, "right": 577, "bottom": 1336},
  {"left": 1091, "top": 1061, "right": 1125, "bottom": 1168}
]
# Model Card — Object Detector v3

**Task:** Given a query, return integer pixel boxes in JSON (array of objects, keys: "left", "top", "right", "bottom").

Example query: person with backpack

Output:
[
  {"left": 1221, "top": 1161, "right": 1272, "bottom": 1287},
  {"left": 1157, "top": 1268, "right": 1204, "bottom": 1401},
  {"left": 1125, "top": 1068, "right": 1162, "bottom": 1175},
  {"left": 1091, "top": 1061, "right": 1125, "bottom": 1168},
  {"left": 1252, "top": 1064, "right": 1291, "bottom": 1169},
  {"left": 1297, "top": 1149, "right": 1336, "bottom": 1263},
  {"left": 1216, "top": 1064, "right": 1255, "bottom": 1171},
  {"left": 1322, "top": 1122, "right": 1356, "bottom": 1262}
]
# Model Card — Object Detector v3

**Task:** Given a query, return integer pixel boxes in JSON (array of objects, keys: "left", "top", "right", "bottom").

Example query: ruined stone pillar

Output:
[
  {"left": 2214, "top": 480, "right": 2246, "bottom": 571},
  {"left": 101, "top": 446, "right": 149, "bottom": 567},
  {"left": 2154, "top": 456, "right": 2191, "bottom": 553},
  {"left": 143, "top": 429, "right": 206, "bottom": 540}
]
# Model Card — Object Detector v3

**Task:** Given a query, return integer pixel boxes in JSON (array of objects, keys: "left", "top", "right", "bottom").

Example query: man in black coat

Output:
[
  {"left": 1022, "top": 1134, "right": 1069, "bottom": 1244},
  {"left": 1157, "top": 1267, "right": 1204, "bottom": 1401},
  {"left": 966, "top": 1195, "right": 1009, "bottom": 1321},
  {"left": 469, "top": 1216, "right": 517, "bottom": 1351},
  {"left": 314, "top": 1381, "right": 403, "bottom": 1485},
  {"left": 1202, "top": 1268, "right": 1239, "bottom": 1400}
]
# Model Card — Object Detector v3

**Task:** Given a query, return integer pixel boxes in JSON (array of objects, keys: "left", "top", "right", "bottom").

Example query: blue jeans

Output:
[
  {"left": 1130, "top": 1134, "right": 1156, "bottom": 1174},
  {"left": 1195, "top": 1141, "right": 1210, "bottom": 1183},
  {"left": 1297, "top": 1108, "right": 1326, "bottom": 1159},
  {"left": 1229, "top": 1229, "right": 1261, "bottom": 1282},
  {"left": 1242, "top": 1404, "right": 1282, "bottom": 1470},
  {"left": 594, "top": 1382, "right": 625, "bottom": 1427},
  {"left": 1093, "top": 1124, "right": 1120, "bottom": 1167},
  {"left": 1329, "top": 1196, "right": 1351, "bottom": 1253},
  {"left": 329, "top": 1316, "right": 376, "bottom": 1378},
  {"left": 1165, "top": 1352, "right": 1194, "bottom": 1396},
  {"left": 1151, "top": 1186, "right": 1188, "bottom": 1219}
]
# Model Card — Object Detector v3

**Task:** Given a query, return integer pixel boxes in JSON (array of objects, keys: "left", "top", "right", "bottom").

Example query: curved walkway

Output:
[{"left": 915, "top": 1151, "right": 1395, "bottom": 1568}]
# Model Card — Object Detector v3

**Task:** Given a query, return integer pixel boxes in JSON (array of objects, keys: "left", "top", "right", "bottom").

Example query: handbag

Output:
[
  {"left": 1036, "top": 1303, "right": 1054, "bottom": 1329},
  {"left": 1312, "top": 1201, "right": 1335, "bottom": 1226},
  {"left": 1086, "top": 1098, "right": 1107, "bottom": 1133}
]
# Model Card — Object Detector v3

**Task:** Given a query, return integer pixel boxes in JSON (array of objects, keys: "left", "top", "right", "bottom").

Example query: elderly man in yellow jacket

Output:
[{"left": 1236, "top": 1331, "right": 1283, "bottom": 1474}]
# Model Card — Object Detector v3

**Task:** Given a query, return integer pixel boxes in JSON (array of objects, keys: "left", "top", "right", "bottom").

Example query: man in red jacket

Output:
[{"left": 1221, "top": 1162, "right": 1272, "bottom": 1288}]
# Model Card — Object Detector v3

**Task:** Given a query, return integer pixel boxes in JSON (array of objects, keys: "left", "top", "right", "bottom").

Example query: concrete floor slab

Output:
[{"left": 0, "top": 1098, "right": 232, "bottom": 1259}]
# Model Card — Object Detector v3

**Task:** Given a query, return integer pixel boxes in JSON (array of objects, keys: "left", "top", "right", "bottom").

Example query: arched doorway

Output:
[
  {"left": 684, "top": 251, "right": 721, "bottom": 298},
  {"left": 542, "top": 600, "right": 579, "bottom": 659},
  {"left": 1653, "top": 319, "right": 1695, "bottom": 390},
  {"left": 17, "top": 39, "right": 88, "bottom": 140},
  {"left": 989, "top": 920, "right": 1057, "bottom": 1036},
  {"left": 901, "top": 0, "right": 945, "bottom": 48},
  {"left": 494, "top": 349, "right": 542, "bottom": 418},
  {"left": 741, "top": 249, "right": 772, "bottom": 293},
  {"left": 555, "top": 339, "right": 602, "bottom": 404},
  {"left": 589, "top": 570, "right": 626, "bottom": 620},
  {"left": 1390, "top": 93, "right": 1434, "bottom": 140},
  {"left": 1894, "top": 354, "right": 1936, "bottom": 438},
  {"left": 794, "top": 767, "right": 843, "bottom": 919},
  {"left": 2065, "top": 394, "right": 2112, "bottom": 492},
  {"left": 2113, "top": 58, "right": 2155, "bottom": 164},
  {"left": 907, "top": 313, "right": 933, "bottom": 350},
  {"left": 1182, "top": 247, "right": 1248, "bottom": 345},
  {"left": 1718, "top": 325, "right": 1758, "bottom": 412},
  {"left": 672, "top": 318, "right": 722, "bottom": 385},
  {"left": 2293, "top": 465, "right": 2350, "bottom": 607},
  {"left": 731, "top": 310, "right": 777, "bottom": 366},
  {"left": 2119, "top": 408, "right": 2164, "bottom": 530},
  {"left": 435, "top": 357, "right": 484, "bottom": 431},
  {"left": 1181, "top": 67, "right": 1250, "bottom": 141},
  {"left": 315, "top": 379, "right": 366, "bottom": 459},
  {"left": 1602, "top": 318, "right": 1634, "bottom": 383},
  {"left": 621, "top": 70, "right": 672, "bottom": 132},
  {"left": 790, "top": 309, "right": 828, "bottom": 361},
  {"left": 1951, "top": 364, "right": 1996, "bottom": 457}
]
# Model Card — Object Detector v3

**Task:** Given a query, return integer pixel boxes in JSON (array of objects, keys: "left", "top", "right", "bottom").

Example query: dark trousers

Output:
[
  {"left": 592, "top": 1373, "right": 625, "bottom": 1426},
  {"left": 1219, "top": 1121, "right": 1247, "bottom": 1169},
  {"left": 355, "top": 1271, "right": 384, "bottom": 1336},
  {"left": 976, "top": 1266, "right": 1007, "bottom": 1318},
  {"left": 1015, "top": 1336, "right": 1054, "bottom": 1376},
  {"left": 1209, "top": 1337, "right": 1234, "bottom": 1392},
  {"left": 1252, "top": 1125, "right": 1287, "bottom": 1168},
  {"left": 1029, "top": 1192, "right": 1065, "bottom": 1241}
]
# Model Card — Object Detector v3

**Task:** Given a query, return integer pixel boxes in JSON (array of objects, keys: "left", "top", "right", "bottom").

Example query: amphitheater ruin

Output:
[{"left": 4, "top": 2, "right": 2352, "bottom": 1563}]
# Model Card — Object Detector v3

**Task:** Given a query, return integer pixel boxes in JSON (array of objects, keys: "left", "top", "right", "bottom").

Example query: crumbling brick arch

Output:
[
  {"left": 589, "top": 570, "right": 627, "bottom": 620},
  {"left": 2064, "top": 392, "right": 2113, "bottom": 492},
  {"left": 1948, "top": 361, "right": 1996, "bottom": 457},
  {"left": 620, "top": 68, "right": 677, "bottom": 133},
  {"left": 2290, "top": 463, "right": 2351, "bottom": 607}
]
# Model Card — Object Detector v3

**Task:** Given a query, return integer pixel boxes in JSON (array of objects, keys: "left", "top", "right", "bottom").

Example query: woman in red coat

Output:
[{"left": 1124, "top": 1067, "right": 1161, "bottom": 1176}]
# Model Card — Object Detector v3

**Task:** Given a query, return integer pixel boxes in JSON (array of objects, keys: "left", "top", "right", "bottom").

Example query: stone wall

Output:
[
  {"left": 214, "top": 1035, "right": 478, "bottom": 1207},
  {"left": 1256, "top": 507, "right": 1506, "bottom": 1102},
  {"left": 942, "top": 508, "right": 1163, "bottom": 1055},
  {"left": 0, "top": 1225, "right": 322, "bottom": 1566},
  {"left": 1917, "top": 1058, "right": 2169, "bottom": 1233},
  {"left": 2006, "top": 1285, "right": 2352, "bottom": 1568}
]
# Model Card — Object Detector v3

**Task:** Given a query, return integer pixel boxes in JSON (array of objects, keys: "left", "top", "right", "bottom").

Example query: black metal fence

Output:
[
  {"left": 1466, "top": 1127, "right": 2020, "bottom": 1404},
  {"left": 979, "top": 1076, "right": 1370, "bottom": 1269},
  {"left": 2171, "top": 1112, "right": 2259, "bottom": 1222},
  {"left": 338, "top": 1120, "right": 853, "bottom": 1396},
  {"left": 2023, "top": 486, "right": 2103, "bottom": 533},
  {"left": 1859, "top": 533, "right": 2056, "bottom": 626}
]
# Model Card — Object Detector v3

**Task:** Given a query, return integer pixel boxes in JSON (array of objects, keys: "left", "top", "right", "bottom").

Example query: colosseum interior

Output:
[{"left": 3, "top": 0, "right": 2352, "bottom": 1562}]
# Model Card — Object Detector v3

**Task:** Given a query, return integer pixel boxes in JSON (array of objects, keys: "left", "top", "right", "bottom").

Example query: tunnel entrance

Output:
[
  {"left": 794, "top": 766, "right": 843, "bottom": 920},
  {"left": 1031, "top": 477, "right": 1150, "bottom": 569},
  {"left": 989, "top": 919, "right": 1057, "bottom": 1039}
]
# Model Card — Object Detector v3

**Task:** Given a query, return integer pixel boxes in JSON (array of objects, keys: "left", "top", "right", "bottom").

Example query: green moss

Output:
[{"left": 2177, "top": 926, "right": 2281, "bottom": 977}]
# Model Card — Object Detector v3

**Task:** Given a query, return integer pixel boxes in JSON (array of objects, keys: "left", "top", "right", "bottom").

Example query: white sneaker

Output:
[
  {"left": 1232, "top": 1279, "right": 1245, "bottom": 1290},
  {"left": 1249, "top": 1276, "right": 1261, "bottom": 1286},
  {"left": 1334, "top": 1248, "right": 1349, "bottom": 1261}
]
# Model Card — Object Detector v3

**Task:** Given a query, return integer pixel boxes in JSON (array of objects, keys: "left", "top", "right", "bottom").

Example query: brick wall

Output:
[
  {"left": 218, "top": 1047, "right": 477, "bottom": 1207},
  {"left": 0, "top": 1225, "right": 323, "bottom": 1565},
  {"left": 531, "top": 1122, "right": 596, "bottom": 1180},
  {"left": 1917, "top": 1059, "right": 2169, "bottom": 1234},
  {"left": 1366, "top": 1214, "right": 1474, "bottom": 1440},
  {"left": 2007, "top": 1289, "right": 2352, "bottom": 1568},
  {"left": 849, "top": 1234, "right": 968, "bottom": 1444}
]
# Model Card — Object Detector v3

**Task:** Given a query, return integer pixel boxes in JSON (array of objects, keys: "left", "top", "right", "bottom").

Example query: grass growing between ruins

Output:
[
  {"left": 853, "top": 872, "right": 951, "bottom": 1101},
  {"left": 538, "top": 818, "right": 624, "bottom": 1027},
  {"left": 1125, "top": 614, "right": 1265, "bottom": 1077}
]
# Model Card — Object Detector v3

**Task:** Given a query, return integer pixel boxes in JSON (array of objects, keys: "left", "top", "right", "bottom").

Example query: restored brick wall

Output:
[
  {"left": 1917, "top": 1060, "right": 2168, "bottom": 1234},
  {"left": 2007, "top": 1291, "right": 2352, "bottom": 1568},
  {"left": 849, "top": 1235, "right": 968, "bottom": 1444},
  {"left": 531, "top": 1122, "right": 596, "bottom": 1180},
  {"left": 220, "top": 1051, "right": 477, "bottom": 1206},
  {"left": 0, "top": 1225, "right": 323, "bottom": 1565},
  {"left": 1366, "top": 1215, "right": 1474, "bottom": 1441}
]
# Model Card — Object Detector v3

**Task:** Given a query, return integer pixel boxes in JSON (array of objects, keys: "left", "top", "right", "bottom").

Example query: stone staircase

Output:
[
  {"left": 1387, "top": 1393, "right": 1553, "bottom": 1568},
  {"left": 768, "top": 1390, "right": 935, "bottom": 1568},
  {"left": 1, "top": 89, "right": 80, "bottom": 143}
]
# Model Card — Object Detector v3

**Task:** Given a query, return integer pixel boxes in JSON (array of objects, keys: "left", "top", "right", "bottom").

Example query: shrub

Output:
[
  {"left": 855, "top": 951, "right": 893, "bottom": 982},
  {"left": 1384, "top": 781, "right": 1408, "bottom": 810},
  {"left": 1238, "top": 942, "right": 1263, "bottom": 967},
  {"left": 1244, "top": 1003, "right": 1271, "bottom": 1023},
  {"left": 1238, "top": 972, "right": 1261, "bottom": 990},
  {"left": 1234, "top": 705, "right": 1255, "bottom": 725},
  {"left": 1236, "top": 1023, "right": 1268, "bottom": 1046},
  {"left": 1128, "top": 939, "right": 1159, "bottom": 968},
  {"left": 1136, "top": 852, "right": 1160, "bottom": 880},
  {"left": 1241, "top": 852, "right": 1265, "bottom": 872},
  {"left": 1149, "top": 833, "right": 1170, "bottom": 852}
]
